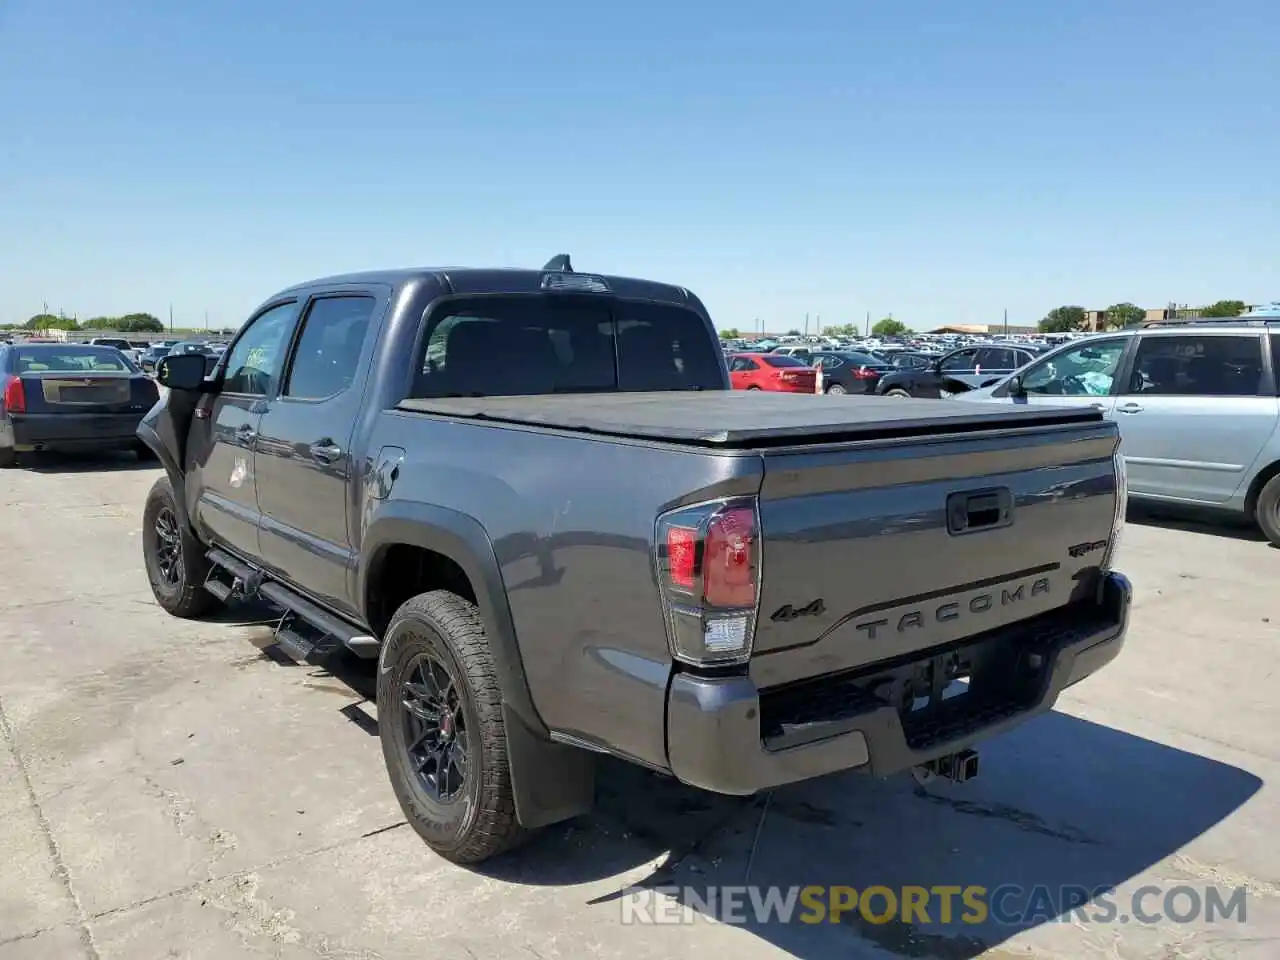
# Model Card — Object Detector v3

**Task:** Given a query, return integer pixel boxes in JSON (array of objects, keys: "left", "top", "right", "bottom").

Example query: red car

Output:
[{"left": 728, "top": 352, "right": 818, "bottom": 393}]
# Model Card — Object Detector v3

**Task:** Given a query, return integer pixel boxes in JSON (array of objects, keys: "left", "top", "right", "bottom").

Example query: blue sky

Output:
[{"left": 1, "top": 0, "right": 1276, "bottom": 332}]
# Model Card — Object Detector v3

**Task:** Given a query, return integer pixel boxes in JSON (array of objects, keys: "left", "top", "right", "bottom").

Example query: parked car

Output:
[
  {"left": 954, "top": 311, "right": 1280, "bottom": 544},
  {"left": 139, "top": 344, "right": 173, "bottom": 374},
  {"left": 770, "top": 344, "right": 816, "bottom": 362},
  {"left": 168, "top": 340, "right": 222, "bottom": 376},
  {"left": 0, "top": 343, "right": 160, "bottom": 466},
  {"left": 138, "top": 256, "right": 1130, "bottom": 864},
  {"left": 87, "top": 337, "right": 133, "bottom": 353},
  {"left": 876, "top": 344, "right": 1045, "bottom": 398},
  {"left": 809, "top": 350, "right": 894, "bottom": 395},
  {"left": 727, "top": 352, "right": 818, "bottom": 392}
]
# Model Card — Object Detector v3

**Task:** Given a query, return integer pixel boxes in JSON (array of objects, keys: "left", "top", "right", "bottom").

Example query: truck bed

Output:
[{"left": 397, "top": 391, "right": 1100, "bottom": 448}]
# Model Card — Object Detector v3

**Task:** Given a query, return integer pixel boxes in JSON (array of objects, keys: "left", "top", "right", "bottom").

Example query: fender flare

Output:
[
  {"left": 358, "top": 501, "right": 546, "bottom": 738},
  {"left": 137, "top": 421, "right": 193, "bottom": 530}
]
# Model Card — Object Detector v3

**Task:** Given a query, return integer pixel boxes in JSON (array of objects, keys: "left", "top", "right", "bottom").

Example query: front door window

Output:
[{"left": 1021, "top": 340, "right": 1126, "bottom": 397}]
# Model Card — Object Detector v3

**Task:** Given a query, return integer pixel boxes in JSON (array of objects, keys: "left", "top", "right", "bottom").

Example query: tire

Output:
[
  {"left": 0, "top": 447, "right": 14, "bottom": 469},
  {"left": 1253, "top": 474, "right": 1280, "bottom": 547},
  {"left": 135, "top": 440, "right": 158, "bottom": 462},
  {"left": 377, "top": 590, "right": 524, "bottom": 864},
  {"left": 884, "top": 388, "right": 912, "bottom": 398},
  {"left": 746, "top": 385, "right": 762, "bottom": 390},
  {"left": 142, "top": 476, "right": 218, "bottom": 618},
  {"left": 825, "top": 383, "right": 847, "bottom": 395}
]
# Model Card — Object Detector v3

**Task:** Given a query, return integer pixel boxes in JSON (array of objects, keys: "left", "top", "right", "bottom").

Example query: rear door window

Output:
[
  {"left": 1126, "top": 334, "right": 1265, "bottom": 397},
  {"left": 284, "top": 296, "right": 376, "bottom": 400},
  {"left": 975, "top": 348, "right": 1015, "bottom": 369},
  {"left": 414, "top": 297, "right": 722, "bottom": 397}
]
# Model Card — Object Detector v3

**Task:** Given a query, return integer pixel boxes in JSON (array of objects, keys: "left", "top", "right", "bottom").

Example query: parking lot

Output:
[{"left": 1, "top": 458, "right": 1277, "bottom": 960}]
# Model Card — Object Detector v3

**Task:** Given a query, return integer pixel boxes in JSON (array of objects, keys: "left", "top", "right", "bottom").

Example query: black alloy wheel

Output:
[
  {"left": 153, "top": 506, "right": 183, "bottom": 587},
  {"left": 401, "top": 651, "right": 470, "bottom": 803}
]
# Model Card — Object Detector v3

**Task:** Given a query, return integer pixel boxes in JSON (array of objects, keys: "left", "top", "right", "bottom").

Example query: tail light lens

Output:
[
  {"left": 851, "top": 366, "right": 877, "bottom": 379},
  {"left": 655, "top": 497, "right": 761, "bottom": 666},
  {"left": 2, "top": 376, "right": 25, "bottom": 414},
  {"left": 1102, "top": 447, "right": 1127, "bottom": 570}
]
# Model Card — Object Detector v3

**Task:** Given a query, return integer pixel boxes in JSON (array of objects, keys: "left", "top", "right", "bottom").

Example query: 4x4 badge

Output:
[{"left": 770, "top": 598, "right": 826, "bottom": 622}]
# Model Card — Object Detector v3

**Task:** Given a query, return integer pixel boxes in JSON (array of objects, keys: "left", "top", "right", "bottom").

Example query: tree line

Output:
[
  {"left": 720, "top": 318, "right": 910, "bottom": 339},
  {"left": 2, "top": 312, "right": 166, "bottom": 333},
  {"left": 1039, "top": 300, "right": 1250, "bottom": 333}
]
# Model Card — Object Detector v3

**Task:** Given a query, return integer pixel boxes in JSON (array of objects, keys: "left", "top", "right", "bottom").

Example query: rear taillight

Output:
[
  {"left": 2, "top": 376, "right": 25, "bottom": 414},
  {"left": 1102, "top": 447, "right": 1127, "bottom": 570},
  {"left": 851, "top": 366, "right": 876, "bottom": 379},
  {"left": 655, "top": 497, "right": 761, "bottom": 666}
]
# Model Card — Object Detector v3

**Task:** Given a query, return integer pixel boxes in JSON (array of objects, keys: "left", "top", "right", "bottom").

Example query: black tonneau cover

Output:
[{"left": 397, "top": 392, "right": 1102, "bottom": 448}]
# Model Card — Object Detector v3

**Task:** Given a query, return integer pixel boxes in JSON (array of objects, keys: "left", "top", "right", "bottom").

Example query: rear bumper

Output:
[
  {"left": 666, "top": 570, "right": 1132, "bottom": 795},
  {"left": 3, "top": 412, "right": 146, "bottom": 451}
]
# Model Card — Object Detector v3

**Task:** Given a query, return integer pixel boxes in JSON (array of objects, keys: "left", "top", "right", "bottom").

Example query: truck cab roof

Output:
[{"left": 274, "top": 266, "right": 698, "bottom": 311}]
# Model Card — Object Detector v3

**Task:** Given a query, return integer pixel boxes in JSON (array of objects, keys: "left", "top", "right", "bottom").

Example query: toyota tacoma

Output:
[{"left": 137, "top": 256, "right": 1132, "bottom": 864}]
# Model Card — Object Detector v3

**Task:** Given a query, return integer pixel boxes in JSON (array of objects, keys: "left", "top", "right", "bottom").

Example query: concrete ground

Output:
[{"left": 0, "top": 456, "right": 1276, "bottom": 960}]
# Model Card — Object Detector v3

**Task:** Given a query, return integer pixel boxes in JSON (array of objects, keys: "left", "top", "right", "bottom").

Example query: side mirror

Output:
[
  {"left": 1008, "top": 374, "right": 1027, "bottom": 397},
  {"left": 156, "top": 353, "right": 210, "bottom": 391}
]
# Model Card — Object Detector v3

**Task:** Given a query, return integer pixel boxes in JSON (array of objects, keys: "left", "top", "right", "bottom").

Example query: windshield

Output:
[
  {"left": 13, "top": 346, "right": 138, "bottom": 373},
  {"left": 412, "top": 296, "right": 724, "bottom": 397}
]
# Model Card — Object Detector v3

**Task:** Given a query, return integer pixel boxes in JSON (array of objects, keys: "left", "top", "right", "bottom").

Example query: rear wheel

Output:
[
  {"left": 1253, "top": 474, "right": 1280, "bottom": 547},
  {"left": 0, "top": 448, "right": 14, "bottom": 469},
  {"left": 885, "top": 388, "right": 912, "bottom": 398},
  {"left": 378, "top": 590, "right": 524, "bottom": 864},
  {"left": 142, "top": 477, "right": 218, "bottom": 618},
  {"left": 746, "top": 385, "right": 762, "bottom": 390},
  {"left": 135, "top": 440, "right": 158, "bottom": 462},
  {"left": 825, "top": 383, "right": 847, "bottom": 395}
]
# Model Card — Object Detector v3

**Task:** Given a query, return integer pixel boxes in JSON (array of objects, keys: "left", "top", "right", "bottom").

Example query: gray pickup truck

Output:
[{"left": 138, "top": 257, "right": 1132, "bottom": 864}]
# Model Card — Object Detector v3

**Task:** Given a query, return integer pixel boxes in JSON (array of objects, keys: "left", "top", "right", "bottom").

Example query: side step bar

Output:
[{"left": 204, "top": 548, "right": 380, "bottom": 660}]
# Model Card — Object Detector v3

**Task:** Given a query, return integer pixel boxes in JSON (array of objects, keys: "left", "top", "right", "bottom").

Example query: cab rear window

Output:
[{"left": 412, "top": 296, "right": 724, "bottom": 397}]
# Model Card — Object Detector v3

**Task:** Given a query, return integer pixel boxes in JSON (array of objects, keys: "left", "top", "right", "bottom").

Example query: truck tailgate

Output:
[{"left": 751, "top": 420, "right": 1120, "bottom": 690}]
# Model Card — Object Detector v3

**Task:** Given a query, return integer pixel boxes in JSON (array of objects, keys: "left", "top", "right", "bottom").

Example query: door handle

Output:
[
  {"left": 1089, "top": 402, "right": 1105, "bottom": 409},
  {"left": 309, "top": 440, "right": 342, "bottom": 463},
  {"left": 1117, "top": 403, "right": 1144, "bottom": 413}
]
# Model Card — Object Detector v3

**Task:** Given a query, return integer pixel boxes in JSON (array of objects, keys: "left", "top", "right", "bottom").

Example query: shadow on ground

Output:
[
  {"left": 1127, "top": 502, "right": 1268, "bottom": 544},
  {"left": 231, "top": 606, "right": 1263, "bottom": 960},
  {"left": 14, "top": 450, "right": 158, "bottom": 474}
]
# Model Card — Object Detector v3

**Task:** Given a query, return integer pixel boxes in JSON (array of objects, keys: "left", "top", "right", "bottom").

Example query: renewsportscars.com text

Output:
[{"left": 620, "top": 884, "right": 1248, "bottom": 926}]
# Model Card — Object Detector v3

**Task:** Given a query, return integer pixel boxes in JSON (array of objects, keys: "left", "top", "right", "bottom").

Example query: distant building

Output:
[{"left": 925, "top": 323, "right": 1039, "bottom": 336}]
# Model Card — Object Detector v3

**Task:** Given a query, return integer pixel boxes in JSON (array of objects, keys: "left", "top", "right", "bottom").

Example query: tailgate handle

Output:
[{"left": 947, "top": 488, "right": 1013, "bottom": 535}]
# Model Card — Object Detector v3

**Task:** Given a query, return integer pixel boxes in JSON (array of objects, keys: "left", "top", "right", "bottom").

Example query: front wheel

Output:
[
  {"left": 142, "top": 477, "right": 218, "bottom": 618},
  {"left": 746, "top": 385, "right": 762, "bottom": 391},
  {"left": 1254, "top": 474, "right": 1280, "bottom": 547},
  {"left": 377, "top": 590, "right": 524, "bottom": 864}
]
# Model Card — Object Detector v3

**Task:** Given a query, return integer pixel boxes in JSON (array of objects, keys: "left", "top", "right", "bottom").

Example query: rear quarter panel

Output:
[{"left": 365, "top": 412, "right": 762, "bottom": 771}]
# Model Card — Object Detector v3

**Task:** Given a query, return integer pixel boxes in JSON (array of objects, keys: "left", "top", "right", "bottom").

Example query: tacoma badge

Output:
[{"left": 854, "top": 577, "right": 1050, "bottom": 639}]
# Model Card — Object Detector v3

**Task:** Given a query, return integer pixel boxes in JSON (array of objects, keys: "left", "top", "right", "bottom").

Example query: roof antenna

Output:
[{"left": 543, "top": 254, "right": 573, "bottom": 273}]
